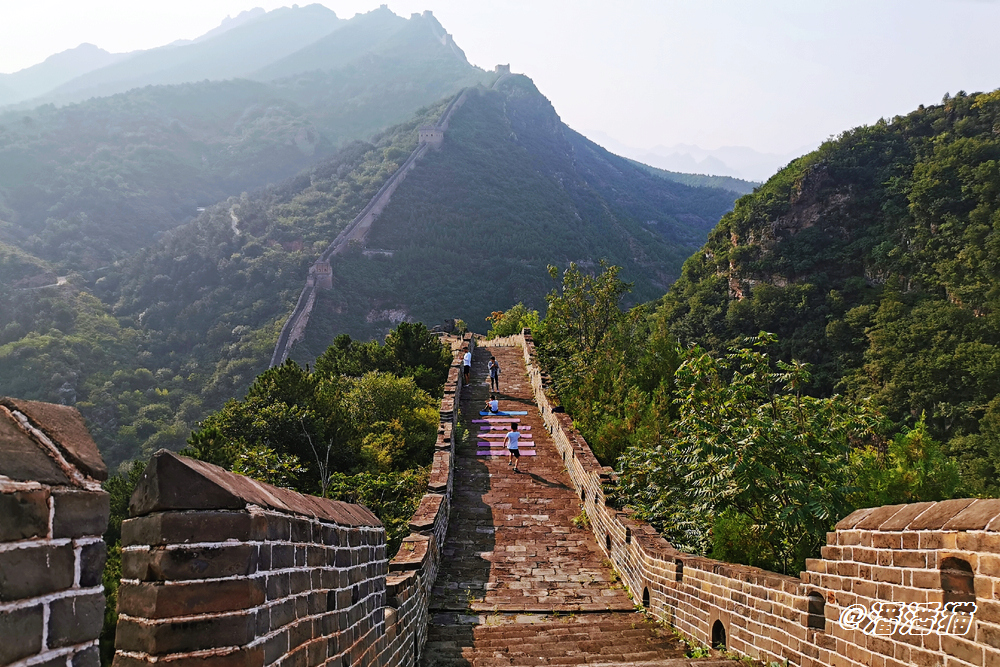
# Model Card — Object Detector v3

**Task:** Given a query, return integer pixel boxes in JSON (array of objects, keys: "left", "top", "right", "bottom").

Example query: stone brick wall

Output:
[
  {"left": 113, "top": 333, "right": 470, "bottom": 667},
  {"left": 113, "top": 450, "right": 387, "bottom": 666},
  {"left": 0, "top": 397, "right": 110, "bottom": 667},
  {"left": 380, "top": 332, "right": 471, "bottom": 665},
  {"left": 499, "top": 330, "right": 1000, "bottom": 667}
]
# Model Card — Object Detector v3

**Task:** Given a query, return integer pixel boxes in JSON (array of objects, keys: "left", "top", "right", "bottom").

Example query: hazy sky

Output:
[{"left": 2, "top": 1, "right": 999, "bottom": 157}]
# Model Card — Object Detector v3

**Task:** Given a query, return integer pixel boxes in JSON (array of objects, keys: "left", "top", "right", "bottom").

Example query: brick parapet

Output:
[
  {"left": 505, "top": 329, "right": 1000, "bottom": 667},
  {"left": 111, "top": 334, "right": 468, "bottom": 667},
  {"left": 377, "top": 333, "right": 470, "bottom": 665},
  {"left": 0, "top": 399, "right": 109, "bottom": 667}
]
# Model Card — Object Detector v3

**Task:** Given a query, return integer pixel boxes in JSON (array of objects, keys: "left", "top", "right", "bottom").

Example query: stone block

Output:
[
  {"left": 943, "top": 498, "right": 1000, "bottom": 531},
  {"left": 1, "top": 398, "right": 108, "bottom": 480},
  {"left": 122, "top": 510, "right": 252, "bottom": 546},
  {"left": 0, "top": 488, "right": 50, "bottom": 541},
  {"left": 0, "top": 409, "right": 70, "bottom": 484},
  {"left": 0, "top": 604, "right": 43, "bottom": 664},
  {"left": 124, "top": 544, "right": 254, "bottom": 581},
  {"left": 73, "top": 645, "right": 100, "bottom": 667},
  {"left": 80, "top": 540, "right": 108, "bottom": 587},
  {"left": 118, "top": 578, "right": 265, "bottom": 618},
  {"left": 52, "top": 488, "right": 109, "bottom": 539},
  {"left": 893, "top": 550, "right": 927, "bottom": 568},
  {"left": 115, "top": 612, "right": 255, "bottom": 655},
  {"left": 48, "top": 591, "right": 105, "bottom": 647},
  {"left": 941, "top": 634, "right": 985, "bottom": 666},
  {"left": 0, "top": 542, "right": 74, "bottom": 601},
  {"left": 879, "top": 502, "right": 936, "bottom": 530},
  {"left": 907, "top": 498, "right": 976, "bottom": 530}
]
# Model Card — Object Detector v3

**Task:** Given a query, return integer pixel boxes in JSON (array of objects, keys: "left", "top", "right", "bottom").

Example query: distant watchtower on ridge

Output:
[
  {"left": 418, "top": 125, "right": 444, "bottom": 148},
  {"left": 313, "top": 260, "right": 333, "bottom": 290}
]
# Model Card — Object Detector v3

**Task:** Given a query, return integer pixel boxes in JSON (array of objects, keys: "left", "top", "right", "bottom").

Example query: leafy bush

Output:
[{"left": 486, "top": 303, "right": 540, "bottom": 339}]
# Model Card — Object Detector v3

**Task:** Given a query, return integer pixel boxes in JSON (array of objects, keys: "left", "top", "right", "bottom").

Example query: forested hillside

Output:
[
  {"left": 657, "top": 90, "right": 1000, "bottom": 495},
  {"left": 0, "top": 100, "right": 448, "bottom": 468},
  {"left": 0, "top": 75, "right": 741, "bottom": 469},
  {"left": 295, "top": 75, "right": 739, "bottom": 354},
  {"left": 0, "top": 8, "right": 487, "bottom": 271}
]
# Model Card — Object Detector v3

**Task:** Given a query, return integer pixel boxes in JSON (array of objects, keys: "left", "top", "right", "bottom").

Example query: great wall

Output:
[
  {"left": 3, "top": 329, "right": 1000, "bottom": 666},
  {"left": 4, "top": 68, "right": 999, "bottom": 667},
  {"left": 268, "top": 84, "right": 471, "bottom": 368}
]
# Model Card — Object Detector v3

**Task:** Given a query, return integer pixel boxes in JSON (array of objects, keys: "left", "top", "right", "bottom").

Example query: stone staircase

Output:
[
  {"left": 420, "top": 343, "right": 739, "bottom": 667},
  {"left": 424, "top": 612, "right": 734, "bottom": 666}
]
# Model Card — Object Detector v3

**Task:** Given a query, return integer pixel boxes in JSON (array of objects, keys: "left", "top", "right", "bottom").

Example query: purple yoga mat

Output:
[
  {"left": 478, "top": 440, "right": 534, "bottom": 447},
  {"left": 480, "top": 425, "right": 531, "bottom": 431},
  {"left": 478, "top": 434, "right": 533, "bottom": 440},
  {"left": 477, "top": 450, "right": 536, "bottom": 456}
]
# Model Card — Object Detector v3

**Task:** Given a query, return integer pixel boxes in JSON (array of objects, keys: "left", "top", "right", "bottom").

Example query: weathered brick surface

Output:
[
  {"left": 0, "top": 397, "right": 110, "bottom": 667},
  {"left": 52, "top": 487, "right": 110, "bottom": 538},
  {"left": 0, "top": 488, "right": 50, "bottom": 541}
]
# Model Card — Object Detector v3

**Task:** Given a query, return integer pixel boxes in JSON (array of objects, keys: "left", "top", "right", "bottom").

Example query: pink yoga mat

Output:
[
  {"left": 478, "top": 434, "right": 532, "bottom": 440},
  {"left": 478, "top": 440, "right": 534, "bottom": 447},
  {"left": 479, "top": 425, "right": 530, "bottom": 431},
  {"left": 472, "top": 418, "right": 520, "bottom": 424},
  {"left": 477, "top": 450, "right": 536, "bottom": 456}
]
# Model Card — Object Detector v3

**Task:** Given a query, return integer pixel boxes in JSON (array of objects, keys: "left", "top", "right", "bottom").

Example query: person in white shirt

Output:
[
  {"left": 484, "top": 394, "right": 499, "bottom": 413},
  {"left": 504, "top": 422, "right": 522, "bottom": 472},
  {"left": 463, "top": 348, "right": 472, "bottom": 383}
]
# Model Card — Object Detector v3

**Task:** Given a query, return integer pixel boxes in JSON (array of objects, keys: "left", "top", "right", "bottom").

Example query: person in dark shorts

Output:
[
  {"left": 463, "top": 347, "right": 471, "bottom": 383},
  {"left": 504, "top": 422, "right": 522, "bottom": 472},
  {"left": 488, "top": 355, "right": 501, "bottom": 392}
]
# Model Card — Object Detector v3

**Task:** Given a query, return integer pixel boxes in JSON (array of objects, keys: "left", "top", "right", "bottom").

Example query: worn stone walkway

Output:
[{"left": 421, "top": 342, "right": 734, "bottom": 667}]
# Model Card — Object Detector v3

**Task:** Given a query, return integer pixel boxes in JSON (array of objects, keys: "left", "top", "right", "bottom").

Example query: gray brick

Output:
[
  {"left": 0, "top": 489, "right": 50, "bottom": 541},
  {"left": 51, "top": 488, "right": 109, "bottom": 539},
  {"left": 49, "top": 591, "right": 105, "bottom": 648},
  {"left": 0, "top": 604, "right": 43, "bottom": 663},
  {"left": 0, "top": 543, "right": 74, "bottom": 601},
  {"left": 79, "top": 541, "right": 107, "bottom": 588}
]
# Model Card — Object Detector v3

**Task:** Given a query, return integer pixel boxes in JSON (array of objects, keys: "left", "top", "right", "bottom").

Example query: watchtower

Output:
[
  {"left": 313, "top": 260, "right": 333, "bottom": 290},
  {"left": 418, "top": 125, "right": 444, "bottom": 148}
]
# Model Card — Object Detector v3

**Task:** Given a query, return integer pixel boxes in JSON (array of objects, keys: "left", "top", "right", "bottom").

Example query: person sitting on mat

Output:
[
  {"left": 484, "top": 394, "right": 500, "bottom": 413},
  {"left": 504, "top": 422, "right": 522, "bottom": 472}
]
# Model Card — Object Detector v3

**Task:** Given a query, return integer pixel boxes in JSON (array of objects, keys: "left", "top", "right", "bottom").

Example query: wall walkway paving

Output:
[{"left": 421, "top": 344, "right": 736, "bottom": 666}]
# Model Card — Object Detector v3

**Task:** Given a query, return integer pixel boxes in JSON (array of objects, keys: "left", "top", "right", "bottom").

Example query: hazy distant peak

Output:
[
  {"left": 191, "top": 7, "right": 268, "bottom": 43},
  {"left": 0, "top": 42, "right": 127, "bottom": 106}
]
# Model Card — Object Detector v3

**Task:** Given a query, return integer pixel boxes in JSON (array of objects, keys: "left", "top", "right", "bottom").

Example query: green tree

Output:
[
  {"left": 486, "top": 303, "right": 541, "bottom": 339},
  {"left": 850, "top": 413, "right": 964, "bottom": 507},
  {"left": 617, "top": 333, "right": 879, "bottom": 574}
]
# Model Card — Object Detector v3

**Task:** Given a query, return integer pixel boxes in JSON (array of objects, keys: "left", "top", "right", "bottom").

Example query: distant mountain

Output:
[
  {"left": 0, "top": 43, "right": 127, "bottom": 106},
  {"left": 33, "top": 4, "right": 344, "bottom": 106},
  {"left": 175, "top": 8, "right": 267, "bottom": 46},
  {"left": 586, "top": 130, "right": 809, "bottom": 182},
  {"left": 0, "top": 78, "right": 741, "bottom": 467},
  {"left": 0, "top": 8, "right": 488, "bottom": 270},
  {"left": 627, "top": 159, "right": 758, "bottom": 195}
]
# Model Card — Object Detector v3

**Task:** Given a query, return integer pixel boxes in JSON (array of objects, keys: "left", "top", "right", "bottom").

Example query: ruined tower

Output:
[
  {"left": 313, "top": 260, "right": 333, "bottom": 290},
  {"left": 418, "top": 125, "right": 444, "bottom": 148}
]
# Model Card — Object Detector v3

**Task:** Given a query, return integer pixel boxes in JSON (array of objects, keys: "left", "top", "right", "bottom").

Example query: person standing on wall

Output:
[
  {"left": 488, "top": 355, "right": 501, "bottom": 392},
  {"left": 504, "top": 422, "right": 522, "bottom": 472},
  {"left": 463, "top": 347, "right": 472, "bottom": 384}
]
